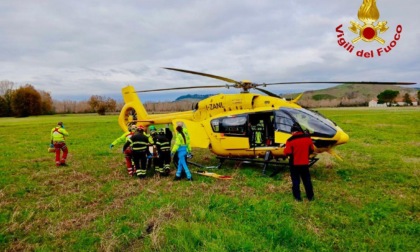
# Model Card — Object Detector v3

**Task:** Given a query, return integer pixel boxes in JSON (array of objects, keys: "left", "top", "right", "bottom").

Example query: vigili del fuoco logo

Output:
[{"left": 336, "top": 0, "right": 402, "bottom": 58}]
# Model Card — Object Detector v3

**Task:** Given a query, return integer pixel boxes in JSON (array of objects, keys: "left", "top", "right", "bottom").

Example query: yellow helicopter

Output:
[{"left": 118, "top": 68, "right": 415, "bottom": 171}]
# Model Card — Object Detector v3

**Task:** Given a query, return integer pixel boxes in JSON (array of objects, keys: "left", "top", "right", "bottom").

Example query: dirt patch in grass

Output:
[
  {"left": 123, "top": 204, "right": 179, "bottom": 251},
  {"left": 403, "top": 157, "right": 420, "bottom": 164}
]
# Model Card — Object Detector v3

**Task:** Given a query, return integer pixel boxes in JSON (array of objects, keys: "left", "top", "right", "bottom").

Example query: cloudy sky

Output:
[{"left": 1, "top": 0, "right": 419, "bottom": 102}]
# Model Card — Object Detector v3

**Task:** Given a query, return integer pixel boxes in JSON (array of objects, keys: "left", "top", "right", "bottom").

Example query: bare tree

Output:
[
  {"left": 53, "top": 100, "right": 91, "bottom": 113},
  {"left": 0, "top": 80, "right": 14, "bottom": 96},
  {"left": 39, "top": 90, "right": 54, "bottom": 114},
  {"left": 88, "top": 95, "right": 117, "bottom": 115}
]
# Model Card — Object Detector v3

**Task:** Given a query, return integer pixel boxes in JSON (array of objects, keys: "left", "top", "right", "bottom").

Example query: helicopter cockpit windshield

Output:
[{"left": 274, "top": 108, "right": 337, "bottom": 138}]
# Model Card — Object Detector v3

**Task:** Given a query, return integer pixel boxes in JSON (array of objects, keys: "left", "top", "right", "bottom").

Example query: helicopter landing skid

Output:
[
  {"left": 268, "top": 157, "right": 319, "bottom": 177},
  {"left": 215, "top": 155, "right": 319, "bottom": 177},
  {"left": 187, "top": 161, "right": 220, "bottom": 169}
]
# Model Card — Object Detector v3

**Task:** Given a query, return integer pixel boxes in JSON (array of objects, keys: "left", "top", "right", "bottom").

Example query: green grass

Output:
[{"left": 1, "top": 108, "right": 419, "bottom": 251}]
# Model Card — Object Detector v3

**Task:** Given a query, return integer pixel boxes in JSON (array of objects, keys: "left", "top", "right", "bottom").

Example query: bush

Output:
[{"left": 312, "top": 94, "right": 336, "bottom": 101}]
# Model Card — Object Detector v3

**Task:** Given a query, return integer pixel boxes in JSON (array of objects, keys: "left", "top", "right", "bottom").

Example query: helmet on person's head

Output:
[
  {"left": 149, "top": 125, "right": 156, "bottom": 131},
  {"left": 291, "top": 123, "right": 301, "bottom": 133},
  {"left": 130, "top": 124, "right": 138, "bottom": 132},
  {"left": 138, "top": 125, "right": 145, "bottom": 131},
  {"left": 158, "top": 128, "right": 165, "bottom": 135}
]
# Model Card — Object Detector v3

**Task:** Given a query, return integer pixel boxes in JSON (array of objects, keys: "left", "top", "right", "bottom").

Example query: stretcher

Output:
[{"left": 194, "top": 170, "right": 232, "bottom": 180}]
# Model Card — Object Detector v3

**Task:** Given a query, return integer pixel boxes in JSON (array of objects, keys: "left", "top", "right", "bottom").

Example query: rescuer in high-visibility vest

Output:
[
  {"left": 110, "top": 124, "right": 137, "bottom": 176},
  {"left": 172, "top": 122, "right": 191, "bottom": 176},
  {"left": 255, "top": 120, "right": 265, "bottom": 146},
  {"left": 50, "top": 121, "right": 70, "bottom": 166},
  {"left": 249, "top": 120, "right": 264, "bottom": 147},
  {"left": 123, "top": 126, "right": 149, "bottom": 178},
  {"left": 171, "top": 125, "right": 192, "bottom": 181}
]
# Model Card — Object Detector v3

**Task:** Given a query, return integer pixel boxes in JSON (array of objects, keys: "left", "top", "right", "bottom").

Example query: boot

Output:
[{"left": 136, "top": 169, "right": 147, "bottom": 178}]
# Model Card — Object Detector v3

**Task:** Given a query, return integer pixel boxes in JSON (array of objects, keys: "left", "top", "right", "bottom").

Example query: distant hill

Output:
[
  {"left": 175, "top": 94, "right": 214, "bottom": 101},
  {"left": 283, "top": 84, "right": 418, "bottom": 107}
]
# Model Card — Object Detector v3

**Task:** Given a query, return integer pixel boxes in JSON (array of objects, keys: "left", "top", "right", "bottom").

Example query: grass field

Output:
[{"left": 0, "top": 107, "right": 419, "bottom": 251}]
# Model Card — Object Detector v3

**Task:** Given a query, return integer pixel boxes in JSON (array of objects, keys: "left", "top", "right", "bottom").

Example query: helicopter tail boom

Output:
[{"left": 118, "top": 85, "right": 196, "bottom": 131}]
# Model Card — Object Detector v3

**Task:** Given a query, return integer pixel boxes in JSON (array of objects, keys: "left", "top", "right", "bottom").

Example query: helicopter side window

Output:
[
  {"left": 211, "top": 116, "right": 247, "bottom": 136},
  {"left": 274, "top": 111, "right": 294, "bottom": 133},
  {"left": 211, "top": 119, "right": 220, "bottom": 132}
]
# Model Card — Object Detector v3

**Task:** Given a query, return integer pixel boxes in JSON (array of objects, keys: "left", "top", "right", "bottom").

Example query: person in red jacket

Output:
[{"left": 283, "top": 123, "right": 315, "bottom": 201}]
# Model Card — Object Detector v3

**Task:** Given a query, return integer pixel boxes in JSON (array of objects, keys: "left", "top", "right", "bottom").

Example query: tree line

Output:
[
  {"left": 0, "top": 81, "right": 54, "bottom": 117},
  {"left": 0, "top": 80, "right": 198, "bottom": 117},
  {"left": 0, "top": 80, "right": 123, "bottom": 117},
  {"left": 299, "top": 89, "right": 419, "bottom": 108}
]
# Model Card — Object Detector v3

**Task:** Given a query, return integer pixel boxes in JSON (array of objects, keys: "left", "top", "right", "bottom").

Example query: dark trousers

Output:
[
  {"left": 132, "top": 151, "right": 147, "bottom": 172},
  {"left": 290, "top": 165, "right": 314, "bottom": 200},
  {"left": 158, "top": 150, "right": 171, "bottom": 167}
]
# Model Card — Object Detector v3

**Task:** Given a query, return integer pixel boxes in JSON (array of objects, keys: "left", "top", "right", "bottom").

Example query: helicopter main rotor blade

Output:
[
  {"left": 260, "top": 81, "right": 416, "bottom": 86},
  {"left": 139, "top": 68, "right": 416, "bottom": 93},
  {"left": 164, "top": 67, "right": 239, "bottom": 84},
  {"left": 135, "top": 85, "right": 229, "bottom": 93}
]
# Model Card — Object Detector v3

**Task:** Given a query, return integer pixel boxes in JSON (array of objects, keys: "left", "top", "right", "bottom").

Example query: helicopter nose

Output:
[{"left": 336, "top": 127, "right": 349, "bottom": 145}]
